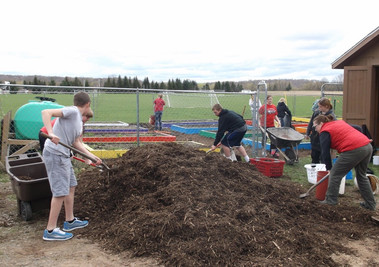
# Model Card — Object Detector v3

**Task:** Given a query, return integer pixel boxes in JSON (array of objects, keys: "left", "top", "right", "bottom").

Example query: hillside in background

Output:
[{"left": 0, "top": 74, "right": 341, "bottom": 91}]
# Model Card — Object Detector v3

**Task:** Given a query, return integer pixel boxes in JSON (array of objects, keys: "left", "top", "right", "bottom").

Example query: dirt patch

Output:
[
  {"left": 75, "top": 143, "right": 378, "bottom": 266},
  {"left": 1, "top": 142, "right": 378, "bottom": 266}
]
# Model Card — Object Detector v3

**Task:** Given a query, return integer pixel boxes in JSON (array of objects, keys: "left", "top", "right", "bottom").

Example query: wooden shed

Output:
[{"left": 332, "top": 26, "right": 379, "bottom": 143}]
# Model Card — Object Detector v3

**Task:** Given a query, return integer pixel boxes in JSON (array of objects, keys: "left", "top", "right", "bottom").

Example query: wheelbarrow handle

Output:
[
  {"left": 41, "top": 132, "right": 98, "bottom": 164},
  {"left": 259, "top": 125, "right": 270, "bottom": 138}
]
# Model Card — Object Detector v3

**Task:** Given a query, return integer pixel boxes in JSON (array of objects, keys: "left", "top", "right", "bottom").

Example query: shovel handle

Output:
[
  {"left": 300, "top": 173, "right": 329, "bottom": 198},
  {"left": 206, "top": 143, "right": 221, "bottom": 153},
  {"left": 309, "top": 173, "right": 329, "bottom": 191},
  {"left": 41, "top": 132, "right": 98, "bottom": 164},
  {"left": 73, "top": 156, "right": 99, "bottom": 168}
]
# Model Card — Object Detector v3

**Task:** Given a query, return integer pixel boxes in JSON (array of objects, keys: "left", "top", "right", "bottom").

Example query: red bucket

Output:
[{"left": 315, "top": 171, "right": 329, "bottom": 200}]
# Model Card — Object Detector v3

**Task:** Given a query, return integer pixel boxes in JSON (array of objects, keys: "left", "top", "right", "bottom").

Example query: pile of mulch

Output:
[{"left": 75, "top": 142, "right": 378, "bottom": 266}]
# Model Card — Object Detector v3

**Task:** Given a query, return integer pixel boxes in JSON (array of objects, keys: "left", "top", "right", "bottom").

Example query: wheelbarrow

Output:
[
  {"left": 5, "top": 152, "right": 52, "bottom": 221},
  {"left": 266, "top": 127, "right": 304, "bottom": 165}
]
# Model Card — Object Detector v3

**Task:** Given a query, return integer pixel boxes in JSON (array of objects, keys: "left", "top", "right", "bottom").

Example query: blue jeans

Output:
[{"left": 154, "top": 111, "right": 163, "bottom": 130}]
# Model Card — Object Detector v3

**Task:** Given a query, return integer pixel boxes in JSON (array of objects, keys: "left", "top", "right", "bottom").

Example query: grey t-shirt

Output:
[{"left": 44, "top": 106, "right": 83, "bottom": 157}]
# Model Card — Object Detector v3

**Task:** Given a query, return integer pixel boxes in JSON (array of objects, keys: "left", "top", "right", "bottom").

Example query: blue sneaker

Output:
[
  {"left": 63, "top": 217, "right": 89, "bottom": 231},
  {"left": 43, "top": 228, "right": 73, "bottom": 241}
]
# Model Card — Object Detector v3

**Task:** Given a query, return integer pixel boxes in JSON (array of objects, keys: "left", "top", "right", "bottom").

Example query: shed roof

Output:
[{"left": 332, "top": 26, "right": 379, "bottom": 69}]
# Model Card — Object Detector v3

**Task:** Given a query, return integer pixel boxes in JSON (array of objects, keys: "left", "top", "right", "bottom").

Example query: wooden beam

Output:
[
  {"left": 1, "top": 111, "right": 40, "bottom": 168},
  {"left": 1, "top": 111, "right": 11, "bottom": 167},
  {"left": 9, "top": 141, "right": 39, "bottom": 156},
  {"left": 7, "top": 139, "right": 39, "bottom": 145}
]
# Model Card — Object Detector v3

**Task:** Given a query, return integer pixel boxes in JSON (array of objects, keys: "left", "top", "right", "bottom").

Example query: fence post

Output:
[
  {"left": 136, "top": 88, "right": 140, "bottom": 147},
  {"left": 92, "top": 90, "right": 96, "bottom": 121}
]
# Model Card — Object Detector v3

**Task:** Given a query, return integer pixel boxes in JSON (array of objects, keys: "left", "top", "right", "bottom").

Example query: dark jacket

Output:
[
  {"left": 214, "top": 109, "right": 246, "bottom": 145},
  {"left": 306, "top": 109, "right": 336, "bottom": 151},
  {"left": 276, "top": 102, "right": 291, "bottom": 118}
]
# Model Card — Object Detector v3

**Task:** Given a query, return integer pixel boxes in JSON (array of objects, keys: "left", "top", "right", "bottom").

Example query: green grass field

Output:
[{"left": 0, "top": 92, "right": 343, "bottom": 123}]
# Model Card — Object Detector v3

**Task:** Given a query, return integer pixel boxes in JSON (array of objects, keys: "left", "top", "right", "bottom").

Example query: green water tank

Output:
[{"left": 14, "top": 100, "right": 64, "bottom": 140}]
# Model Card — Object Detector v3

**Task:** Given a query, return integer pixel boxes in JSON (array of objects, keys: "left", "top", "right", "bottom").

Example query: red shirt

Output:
[
  {"left": 259, "top": 104, "right": 277, "bottom": 127},
  {"left": 153, "top": 98, "right": 165, "bottom": 112},
  {"left": 40, "top": 118, "right": 57, "bottom": 134},
  {"left": 320, "top": 120, "right": 370, "bottom": 153}
]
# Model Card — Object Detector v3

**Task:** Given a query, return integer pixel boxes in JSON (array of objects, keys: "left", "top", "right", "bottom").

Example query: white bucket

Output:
[
  {"left": 305, "top": 164, "right": 345, "bottom": 193},
  {"left": 373, "top": 156, "right": 379, "bottom": 165},
  {"left": 304, "top": 164, "right": 326, "bottom": 184}
]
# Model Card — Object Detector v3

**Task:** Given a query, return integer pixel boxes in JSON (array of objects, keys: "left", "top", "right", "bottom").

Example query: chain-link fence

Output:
[{"left": 0, "top": 83, "right": 342, "bottom": 164}]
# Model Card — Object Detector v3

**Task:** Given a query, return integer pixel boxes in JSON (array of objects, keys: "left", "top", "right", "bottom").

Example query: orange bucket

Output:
[{"left": 315, "top": 171, "right": 329, "bottom": 200}]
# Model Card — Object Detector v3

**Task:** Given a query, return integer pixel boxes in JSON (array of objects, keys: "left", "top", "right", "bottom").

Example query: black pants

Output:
[
  {"left": 311, "top": 149, "right": 321, "bottom": 163},
  {"left": 310, "top": 132, "right": 321, "bottom": 163}
]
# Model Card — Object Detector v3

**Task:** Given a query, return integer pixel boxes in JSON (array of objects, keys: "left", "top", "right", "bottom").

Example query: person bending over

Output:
[
  {"left": 210, "top": 104, "right": 250, "bottom": 162},
  {"left": 314, "top": 114, "right": 376, "bottom": 210}
]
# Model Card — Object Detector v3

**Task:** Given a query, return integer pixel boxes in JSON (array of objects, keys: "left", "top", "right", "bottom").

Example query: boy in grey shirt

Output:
[{"left": 41, "top": 91, "right": 102, "bottom": 241}]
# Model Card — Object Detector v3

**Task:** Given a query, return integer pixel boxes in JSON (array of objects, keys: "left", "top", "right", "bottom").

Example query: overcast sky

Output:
[{"left": 1, "top": 0, "right": 378, "bottom": 83}]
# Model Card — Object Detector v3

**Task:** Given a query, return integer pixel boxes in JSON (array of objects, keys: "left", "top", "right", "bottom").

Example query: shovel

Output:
[
  {"left": 206, "top": 143, "right": 221, "bottom": 154},
  {"left": 299, "top": 173, "right": 329, "bottom": 198},
  {"left": 73, "top": 156, "right": 102, "bottom": 169},
  {"left": 41, "top": 132, "right": 111, "bottom": 171}
]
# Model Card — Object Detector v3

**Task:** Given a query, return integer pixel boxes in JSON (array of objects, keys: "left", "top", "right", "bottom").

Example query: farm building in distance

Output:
[{"left": 332, "top": 26, "right": 379, "bottom": 143}]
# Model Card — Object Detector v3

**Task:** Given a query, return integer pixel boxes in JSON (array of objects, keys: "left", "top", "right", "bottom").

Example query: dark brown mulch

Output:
[
  {"left": 17, "top": 176, "right": 33, "bottom": 181},
  {"left": 75, "top": 142, "right": 378, "bottom": 266}
]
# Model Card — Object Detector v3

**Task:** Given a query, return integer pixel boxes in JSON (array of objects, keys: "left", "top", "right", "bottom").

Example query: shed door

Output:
[{"left": 343, "top": 66, "right": 373, "bottom": 131}]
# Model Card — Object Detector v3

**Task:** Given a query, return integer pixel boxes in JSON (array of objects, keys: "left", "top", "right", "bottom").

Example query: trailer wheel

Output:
[{"left": 20, "top": 201, "right": 33, "bottom": 221}]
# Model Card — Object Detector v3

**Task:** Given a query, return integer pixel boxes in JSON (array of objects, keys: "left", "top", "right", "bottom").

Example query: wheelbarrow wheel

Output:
[
  {"left": 285, "top": 149, "right": 296, "bottom": 165},
  {"left": 19, "top": 200, "right": 33, "bottom": 221},
  {"left": 285, "top": 158, "right": 295, "bottom": 165}
]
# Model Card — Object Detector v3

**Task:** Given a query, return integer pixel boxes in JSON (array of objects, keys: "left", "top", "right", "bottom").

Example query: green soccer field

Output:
[{"left": 0, "top": 92, "right": 342, "bottom": 123}]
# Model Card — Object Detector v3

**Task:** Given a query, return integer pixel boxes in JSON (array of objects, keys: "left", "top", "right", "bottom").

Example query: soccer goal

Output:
[{"left": 163, "top": 91, "right": 220, "bottom": 108}]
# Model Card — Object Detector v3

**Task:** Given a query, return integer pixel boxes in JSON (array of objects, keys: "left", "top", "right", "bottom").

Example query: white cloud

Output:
[{"left": 0, "top": 0, "right": 378, "bottom": 82}]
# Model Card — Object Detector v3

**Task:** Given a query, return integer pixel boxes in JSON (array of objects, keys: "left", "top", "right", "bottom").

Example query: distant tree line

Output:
[
  {"left": 16, "top": 75, "right": 203, "bottom": 92},
  {"left": 16, "top": 75, "right": 244, "bottom": 92},
  {"left": 102, "top": 76, "right": 201, "bottom": 91},
  {"left": 2, "top": 73, "right": 344, "bottom": 93},
  {"left": 22, "top": 76, "right": 90, "bottom": 92},
  {"left": 265, "top": 81, "right": 293, "bottom": 91},
  {"left": 213, "top": 81, "right": 244, "bottom": 92},
  {"left": 101, "top": 76, "right": 247, "bottom": 91}
]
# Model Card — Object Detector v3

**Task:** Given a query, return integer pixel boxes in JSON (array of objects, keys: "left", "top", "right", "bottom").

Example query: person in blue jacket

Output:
[{"left": 209, "top": 104, "right": 250, "bottom": 162}]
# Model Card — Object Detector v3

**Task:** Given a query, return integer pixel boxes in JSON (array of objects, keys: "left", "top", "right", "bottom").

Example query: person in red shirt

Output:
[
  {"left": 259, "top": 95, "right": 281, "bottom": 157},
  {"left": 153, "top": 93, "right": 165, "bottom": 131},
  {"left": 314, "top": 114, "right": 376, "bottom": 210}
]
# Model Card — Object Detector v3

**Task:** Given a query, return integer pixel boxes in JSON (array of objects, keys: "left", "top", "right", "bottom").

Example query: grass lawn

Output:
[
  {"left": 283, "top": 153, "right": 379, "bottom": 190},
  {"left": 0, "top": 92, "right": 342, "bottom": 124}
]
